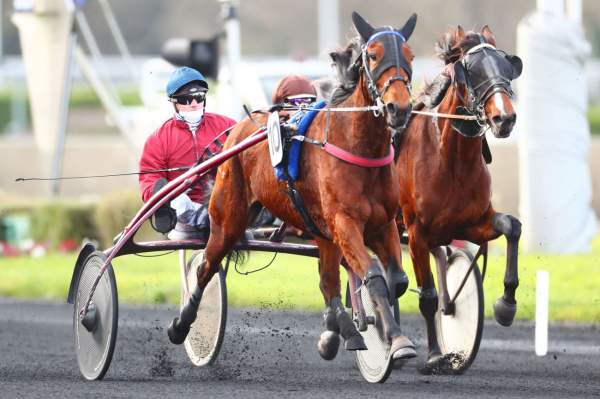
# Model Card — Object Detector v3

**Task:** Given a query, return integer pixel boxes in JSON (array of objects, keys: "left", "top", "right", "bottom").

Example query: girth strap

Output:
[{"left": 286, "top": 180, "right": 327, "bottom": 239}]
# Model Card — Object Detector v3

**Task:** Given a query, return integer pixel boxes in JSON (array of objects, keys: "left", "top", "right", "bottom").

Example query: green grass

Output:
[
  {"left": 589, "top": 104, "right": 600, "bottom": 135},
  {"left": 1, "top": 236, "right": 599, "bottom": 323}
]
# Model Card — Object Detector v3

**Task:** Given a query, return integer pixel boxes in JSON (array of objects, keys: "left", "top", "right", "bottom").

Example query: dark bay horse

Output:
[
  {"left": 167, "top": 12, "right": 420, "bottom": 362},
  {"left": 395, "top": 26, "right": 523, "bottom": 369}
]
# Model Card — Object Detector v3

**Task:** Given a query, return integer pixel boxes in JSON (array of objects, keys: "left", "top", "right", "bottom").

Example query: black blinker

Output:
[
  {"left": 506, "top": 54, "right": 523, "bottom": 79},
  {"left": 453, "top": 61, "right": 467, "bottom": 86}
]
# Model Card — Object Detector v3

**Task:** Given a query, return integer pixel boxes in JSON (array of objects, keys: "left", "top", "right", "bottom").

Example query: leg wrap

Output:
[
  {"left": 418, "top": 287, "right": 438, "bottom": 317},
  {"left": 364, "top": 262, "right": 401, "bottom": 340},
  {"left": 387, "top": 258, "right": 409, "bottom": 300},
  {"left": 492, "top": 214, "right": 520, "bottom": 327},
  {"left": 323, "top": 300, "right": 340, "bottom": 333},
  {"left": 493, "top": 214, "right": 521, "bottom": 301},
  {"left": 330, "top": 297, "right": 356, "bottom": 339},
  {"left": 492, "top": 214, "right": 522, "bottom": 242},
  {"left": 168, "top": 284, "right": 203, "bottom": 345},
  {"left": 419, "top": 287, "right": 441, "bottom": 358},
  {"left": 364, "top": 264, "right": 389, "bottom": 298},
  {"left": 179, "top": 285, "right": 203, "bottom": 327}
]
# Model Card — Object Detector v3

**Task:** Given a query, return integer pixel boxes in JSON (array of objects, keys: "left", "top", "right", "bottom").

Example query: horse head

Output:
[
  {"left": 440, "top": 26, "right": 522, "bottom": 138},
  {"left": 351, "top": 11, "right": 417, "bottom": 130}
]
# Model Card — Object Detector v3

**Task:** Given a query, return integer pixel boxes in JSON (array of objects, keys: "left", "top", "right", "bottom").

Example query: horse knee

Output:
[
  {"left": 492, "top": 214, "right": 521, "bottom": 242},
  {"left": 418, "top": 287, "right": 438, "bottom": 318}
]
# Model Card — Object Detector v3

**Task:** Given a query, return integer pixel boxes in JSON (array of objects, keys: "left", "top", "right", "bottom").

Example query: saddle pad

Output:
[{"left": 275, "top": 100, "right": 327, "bottom": 181}]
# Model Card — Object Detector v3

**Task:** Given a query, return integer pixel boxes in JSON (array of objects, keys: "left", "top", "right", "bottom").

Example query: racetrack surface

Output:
[{"left": 1, "top": 298, "right": 599, "bottom": 398}]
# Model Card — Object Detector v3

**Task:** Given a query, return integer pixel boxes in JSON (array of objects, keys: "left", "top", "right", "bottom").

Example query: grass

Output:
[
  {"left": 588, "top": 104, "right": 600, "bottom": 135},
  {"left": 0, "top": 236, "right": 599, "bottom": 323}
]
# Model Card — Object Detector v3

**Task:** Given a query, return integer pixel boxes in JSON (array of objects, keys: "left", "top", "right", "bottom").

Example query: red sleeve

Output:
[
  {"left": 219, "top": 116, "right": 237, "bottom": 146},
  {"left": 139, "top": 130, "right": 167, "bottom": 203}
]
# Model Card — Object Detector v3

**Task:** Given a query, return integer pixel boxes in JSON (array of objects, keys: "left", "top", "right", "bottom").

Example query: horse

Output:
[
  {"left": 395, "top": 25, "right": 523, "bottom": 370},
  {"left": 166, "top": 11, "right": 420, "bottom": 363}
]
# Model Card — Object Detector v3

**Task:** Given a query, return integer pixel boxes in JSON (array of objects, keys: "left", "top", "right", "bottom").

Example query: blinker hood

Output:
[
  {"left": 367, "top": 30, "right": 412, "bottom": 82},
  {"left": 463, "top": 48, "right": 520, "bottom": 104}
]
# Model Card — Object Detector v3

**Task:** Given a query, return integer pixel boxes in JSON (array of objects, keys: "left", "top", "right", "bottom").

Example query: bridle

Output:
[
  {"left": 451, "top": 42, "right": 518, "bottom": 137},
  {"left": 359, "top": 29, "right": 413, "bottom": 123}
]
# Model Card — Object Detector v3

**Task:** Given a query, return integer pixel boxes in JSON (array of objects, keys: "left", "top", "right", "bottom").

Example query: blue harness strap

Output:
[{"left": 274, "top": 100, "right": 327, "bottom": 182}]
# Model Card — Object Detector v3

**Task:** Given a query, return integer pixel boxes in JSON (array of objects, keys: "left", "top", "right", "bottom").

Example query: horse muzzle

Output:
[
  {"left": 385, "top": 103, "right": 412, "bottom": 130},
  {"left": 489, "top": 112, "right": 516, "bottom": 138}
]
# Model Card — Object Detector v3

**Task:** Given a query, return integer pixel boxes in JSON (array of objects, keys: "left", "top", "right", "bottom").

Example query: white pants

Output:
[{"left": 170, "top": 193, "right": 209, "bottom": 229}]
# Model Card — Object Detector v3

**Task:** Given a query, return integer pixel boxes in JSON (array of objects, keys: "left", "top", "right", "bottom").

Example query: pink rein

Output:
[{"left": 323, "top": 143, "right": 395, "bottom": 167}]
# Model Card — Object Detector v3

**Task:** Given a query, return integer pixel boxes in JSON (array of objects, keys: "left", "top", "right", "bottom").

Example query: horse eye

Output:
[{"left": 368, "top": 53, "right": 377, "bottom": 61}]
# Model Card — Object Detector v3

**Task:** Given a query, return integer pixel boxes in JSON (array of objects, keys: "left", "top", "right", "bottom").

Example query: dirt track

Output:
[{"left": 1, "top": 298, "right": 599, "bottom": 398}]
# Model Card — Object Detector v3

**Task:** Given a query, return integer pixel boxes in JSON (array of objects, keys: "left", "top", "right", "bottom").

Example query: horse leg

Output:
[
  {"left": 407, "top": 224, "right": 443, "bottom": 366},
  {"left": 367, "top": 220, "right": 409, "bottom": 300},
  {"left": 334, "top": 213, "right": 416, "bottom": 360},
  {"left": 168, "top": 161, "right": 249, "bottom": 345},
  {"left": 463, "top": 210, "right": 521, "bottom": 327},
  {"left": 315, "top": 239, "right": 366, "bottom": 360}
]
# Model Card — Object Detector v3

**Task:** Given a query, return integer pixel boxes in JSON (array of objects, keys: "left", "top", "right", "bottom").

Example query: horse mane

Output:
[
  {"left": 435, "top": 28, "right": 486, "bottom": 65},
  {"left": 415, "top": 72, "right": 451, "bottom": 110},
  {"left": 328, "top": 36, "right": 362, "bottom": 105},
  {"left": 414, "top": 27, "right": 486, "bottom": 109}
]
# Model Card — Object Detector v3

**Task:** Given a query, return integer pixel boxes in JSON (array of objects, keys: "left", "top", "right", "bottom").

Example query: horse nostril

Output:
[
  {"left": 386, "top": 103, "right": 397, "bottom": 115},
  {"left": 505, "top": 113, "right": 516, "bottom": 125},
  {"left": 492, "top": 115, "right": 503, "bottom": 127}
]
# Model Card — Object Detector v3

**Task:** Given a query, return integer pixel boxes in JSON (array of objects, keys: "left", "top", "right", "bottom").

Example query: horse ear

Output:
[
  {"left": 453, "top": 61, "right": 467, "bottom": 86},
  {"left": 400, "top": 13, "right": 417, "bottom": 41},
  {"left": 352, "top": 11, "right": 374, "bottom": 42},
  {"left": 455, "top": 25, "right": 466, "bottom": 42},
  {"left": 329, "top": 51, "right": 339, "bottom": 62},
  {"left": 506, "top": 54, "right": 523, "bottom": 79},
  {"left": 481, "top": 25, "right": 497, "bottom": 46}
]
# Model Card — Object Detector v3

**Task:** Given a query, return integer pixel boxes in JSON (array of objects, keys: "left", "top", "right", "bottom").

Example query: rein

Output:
[
  {"left": 411, "top": 109, "right": 478, "bottom": 120},
  {"left": 278, "top": 105, "right": 479, "bottom": 120}
]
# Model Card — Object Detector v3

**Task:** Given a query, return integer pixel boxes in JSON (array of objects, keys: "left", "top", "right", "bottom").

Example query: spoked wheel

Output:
[
  {"left": 354, "top": 286, "right": 396, "bottom": 383},
  {"left": 73, "top": 251, "right": 118, "bottom": 380},
  {"left": 435, "top": 248, "right": 484, "bottom": 374},
  {"left": 181, "top": 250, "right": 227, "bottom": 366}
]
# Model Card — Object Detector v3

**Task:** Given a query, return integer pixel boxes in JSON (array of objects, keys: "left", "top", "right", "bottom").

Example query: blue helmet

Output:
[{"left": 166, "top": 66, "right": 208, "bottom": 97}]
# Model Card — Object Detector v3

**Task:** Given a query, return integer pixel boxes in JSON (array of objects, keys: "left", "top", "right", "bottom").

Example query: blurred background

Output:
[{"left": 0, "top": 0, "right": 598, "bottom": 257}]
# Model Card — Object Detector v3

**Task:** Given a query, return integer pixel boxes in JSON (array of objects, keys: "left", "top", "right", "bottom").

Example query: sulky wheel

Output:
[
  {"left": 435, "top": 248, "right": 484, "bottom": 374},
  {"left": 73, "top": 251, "right": 118, "bottom": 381},
  {"left": 354, "top": 285, "right": 396, "bottom": 383},
  {"left": 181, "top": 250, "right": 227, "bottom": 366}
]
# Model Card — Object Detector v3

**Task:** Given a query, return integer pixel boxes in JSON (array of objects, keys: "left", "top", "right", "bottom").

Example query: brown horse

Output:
[
  {"left": 395, "top": 26, "right": 523, "bottom": 369},
  {"left": 166, "top": 11, "right": 420, "bottom": 362}
]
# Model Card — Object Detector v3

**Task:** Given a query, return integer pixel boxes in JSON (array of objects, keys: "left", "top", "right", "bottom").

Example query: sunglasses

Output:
[
  {"left": 169, "top": 92, "right": 206, "bottom": 105},
  {"left": 286, "top": 97, "right": 316, "bottom": 107}
]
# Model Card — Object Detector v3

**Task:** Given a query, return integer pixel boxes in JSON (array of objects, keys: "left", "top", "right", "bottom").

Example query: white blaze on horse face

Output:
[{"left": 491, "top": 92, "right": 508, "bottom": 117}]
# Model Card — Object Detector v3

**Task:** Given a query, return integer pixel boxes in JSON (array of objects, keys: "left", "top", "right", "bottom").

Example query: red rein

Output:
[{"left": 323, "top": 143, "right": 395, "bottom": 167}]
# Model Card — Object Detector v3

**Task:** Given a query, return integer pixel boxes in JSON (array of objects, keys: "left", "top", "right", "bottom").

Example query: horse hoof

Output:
[
  {"left": 390, "top": 335, "right": 416, "bottom": 360},
  {"left": 317, "top": 331, "right": 340, "bottom": 360},
  {"left": 167, "top": 317, "right": 190, "bottom": 345},
  {"left": 493, "top": 297, "right": 516, "bottom": 327},
  {"left": 344, "top": 334, "right": 367, "bottom": 351},
  {"left": 391, "top": 271, "right": 409, "bottom": 298},
  {"left": 419, "top": 353, "right": 445, "bottom": 375}
]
